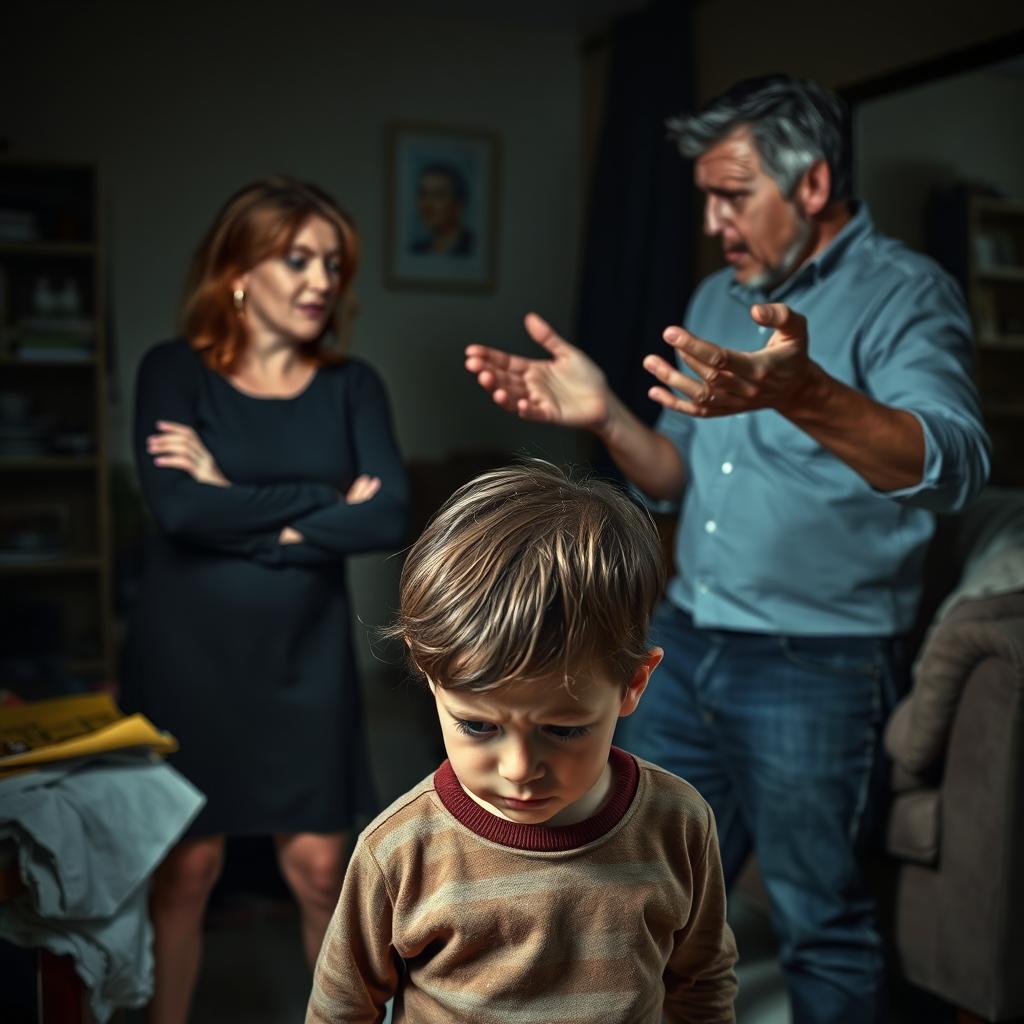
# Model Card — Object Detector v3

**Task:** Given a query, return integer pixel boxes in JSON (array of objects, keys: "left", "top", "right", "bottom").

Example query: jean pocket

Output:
[{"left": 778, "top": 635, "right": 884, "bottom": 679}]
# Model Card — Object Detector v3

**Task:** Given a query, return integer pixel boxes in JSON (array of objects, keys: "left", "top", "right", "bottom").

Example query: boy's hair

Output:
[{"left": 390, "top": 460, "right": 666, "bottom": 692}]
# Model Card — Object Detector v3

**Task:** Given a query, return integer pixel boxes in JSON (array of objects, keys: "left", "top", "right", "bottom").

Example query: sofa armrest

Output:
[{"left": 890, "top": 648, "right": 1024, "bottom": 1018}]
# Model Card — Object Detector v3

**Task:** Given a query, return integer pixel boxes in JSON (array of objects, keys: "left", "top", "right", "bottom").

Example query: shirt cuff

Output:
[{"left": 881, "top": 408, "right": 988, "bottom": 513}]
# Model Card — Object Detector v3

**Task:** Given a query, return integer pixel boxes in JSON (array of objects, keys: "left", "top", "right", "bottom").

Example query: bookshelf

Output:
[
  {"left": 0, "top": 160, "right": 114, "bottom": 691},
  {"left": 967, "top": 195, "right": 1024, "bottom": 485}
]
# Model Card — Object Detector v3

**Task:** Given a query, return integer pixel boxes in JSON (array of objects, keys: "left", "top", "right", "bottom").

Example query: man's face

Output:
[
  {"left": 695, "top": 127, "right": 812, "bottom": 290},
  {"left": 430, "top": 662, "right": 653, "bottom": 828},
  {"left": 417, "top": 172, "right": 462, "bottom": 233}
]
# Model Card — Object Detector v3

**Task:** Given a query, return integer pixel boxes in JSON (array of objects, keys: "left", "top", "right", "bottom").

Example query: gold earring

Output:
[{"left": 232, "top": 288, "right": 246, "bottom": 312}]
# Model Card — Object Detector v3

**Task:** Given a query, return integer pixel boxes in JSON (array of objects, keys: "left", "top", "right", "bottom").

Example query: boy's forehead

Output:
[{"left": 441, "top": 671, "right": 621, "bottom": 716}]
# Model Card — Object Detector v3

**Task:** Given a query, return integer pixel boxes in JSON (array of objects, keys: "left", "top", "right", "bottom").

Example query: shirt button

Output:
[
  {"left": 705, "top": 520, "right": 717, "bottom": 534},
  {"left": 758, "top": 325, "right": 769, "bottom": 335},
  {"left": 698, "top": 581, "right": 710, "bottom": 595},
  {"left": 721, "top": 461, "right": 733, "bottom": 475}
]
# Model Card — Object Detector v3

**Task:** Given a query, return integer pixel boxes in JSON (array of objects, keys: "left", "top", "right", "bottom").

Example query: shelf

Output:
[
  {"left": 974, "top": 266, "right": 1024, "bottom": 283},
  {"left": 978, "top": 334, "right": 1024, "bottom": 351},
  {"left": 0, "top": 456, "right": 97, "bottom": 470},
  {"left": 1, "top": 159, "right": 111, "bottom": 688},
  {"left": 0, "top": 556, "right": 103, "bottom": 575},
  {"left": 0, "top": 241, "right": 96, "bottom": 257},
  {"left": 984, "top": 400, "right": 1024, "bottom": 419},
  {"left": 69, "top": 657, "right": 109, "bottom": 675},
  {"left": 0, "top": 354, "right": 96, "bottom": 368},
  {"left": 972, "top": 197, "right": 1024, "bottom": 218}
]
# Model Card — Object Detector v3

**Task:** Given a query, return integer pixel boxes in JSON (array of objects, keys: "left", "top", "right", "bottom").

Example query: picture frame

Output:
[{"left": 385, "top": 123, "right": 500, "bottom": 292}]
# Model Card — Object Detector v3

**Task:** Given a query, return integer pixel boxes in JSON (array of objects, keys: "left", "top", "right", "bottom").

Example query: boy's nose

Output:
[{"left": 498, "top": 739, "right": 542, "bottom": 785}]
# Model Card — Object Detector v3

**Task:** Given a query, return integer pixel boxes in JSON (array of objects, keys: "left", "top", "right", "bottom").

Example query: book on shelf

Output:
[
  {"left": 14, "top": 316, "right": 96, "bottom": 358},
  {"left": 14, "top": 346, "right": 95, "bottom": 363},
  {"left": 18, "top": 316, "right": 95, "bottom": 337}
]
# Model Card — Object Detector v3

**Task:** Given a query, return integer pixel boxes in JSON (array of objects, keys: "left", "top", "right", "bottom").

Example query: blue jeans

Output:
[{"left": 617, "top": 601, "right": 900, "bottom": 1024}]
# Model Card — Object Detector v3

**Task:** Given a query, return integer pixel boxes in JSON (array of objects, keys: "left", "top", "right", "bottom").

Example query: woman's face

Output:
[{"left": 237, "top": 215, "right": 343, "bottom": 344}]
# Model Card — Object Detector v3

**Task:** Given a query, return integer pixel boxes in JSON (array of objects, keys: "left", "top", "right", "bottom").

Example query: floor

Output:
[{"left": 163, "top": 668, "right": 945, "bottom": 1023}]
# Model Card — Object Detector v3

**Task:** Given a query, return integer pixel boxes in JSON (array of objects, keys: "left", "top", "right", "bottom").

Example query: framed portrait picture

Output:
[{"left": 385, "top": 123, "right": 499, "bottom": 291}]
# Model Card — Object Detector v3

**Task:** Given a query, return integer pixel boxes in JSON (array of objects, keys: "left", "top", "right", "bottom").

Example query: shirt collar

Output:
[{"left": 728, "top": 200, "right": 874, "bottom": 305}]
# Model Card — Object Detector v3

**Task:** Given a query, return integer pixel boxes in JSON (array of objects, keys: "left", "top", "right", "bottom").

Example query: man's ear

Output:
[
  {"left": 619, "top": 647, "right": 664, "bottom": 718},
  {"left": 796, "top": 159, "right": 831, "bottom": 217}
]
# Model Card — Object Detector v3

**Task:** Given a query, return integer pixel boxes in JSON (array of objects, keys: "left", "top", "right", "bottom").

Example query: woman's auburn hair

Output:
[{"left": 181, "top": 176, "right": 360, "bottom": 374}]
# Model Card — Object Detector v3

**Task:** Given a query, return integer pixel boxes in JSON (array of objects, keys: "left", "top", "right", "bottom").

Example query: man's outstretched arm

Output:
[
  {"left": 466, "top": 311, "right": 686, "bottom": 501},
  {"left": 644, "top": 302, "right": 926, "bottom": 492}
]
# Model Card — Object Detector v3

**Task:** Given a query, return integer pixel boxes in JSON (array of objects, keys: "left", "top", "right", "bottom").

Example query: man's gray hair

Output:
[{"left": 667, "top": 74, "right": 851, "bottom": 201}]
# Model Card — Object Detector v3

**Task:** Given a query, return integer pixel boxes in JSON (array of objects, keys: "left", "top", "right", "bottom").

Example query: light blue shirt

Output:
[{"left": 655, "top": 203, "right": 990, "bottom": 636}]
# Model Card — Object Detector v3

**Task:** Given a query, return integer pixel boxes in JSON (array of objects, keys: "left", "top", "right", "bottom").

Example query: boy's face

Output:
[{"left": 430, "top": 649, "right": 662, "bottom": 828}]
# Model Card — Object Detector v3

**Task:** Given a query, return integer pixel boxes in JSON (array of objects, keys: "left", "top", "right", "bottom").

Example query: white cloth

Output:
[
  {"left": 0, "top": 752, "right": 204, "bottom": 1022},
  {"left": 934, "top": 487, "right": 1024, "bottom": 623}
]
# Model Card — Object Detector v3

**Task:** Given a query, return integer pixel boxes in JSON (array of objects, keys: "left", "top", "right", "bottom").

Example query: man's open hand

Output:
[
  {"left": 643, "top": 303, "right": 815, "bottom": 418},
  {"left": 465, "top": 313, "right": 611, "bottom": 430}
]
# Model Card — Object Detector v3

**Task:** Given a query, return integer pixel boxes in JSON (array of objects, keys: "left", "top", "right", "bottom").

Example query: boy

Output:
[{"left": 307, "top": 461, "right": 737, "bottom": 1023}]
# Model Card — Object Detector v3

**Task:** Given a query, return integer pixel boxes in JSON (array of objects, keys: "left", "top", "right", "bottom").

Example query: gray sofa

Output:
[{"left": 883, "top": 488, "right": 1024, "bottom": 1021}]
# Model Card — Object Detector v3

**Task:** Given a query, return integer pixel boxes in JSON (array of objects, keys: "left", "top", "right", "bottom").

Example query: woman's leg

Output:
[
  {"left": 274, "top": 832, "right": 348, "bottom": 966},
  {"left": 147, "top": 834, "right": 226, "bottom": 1024}
]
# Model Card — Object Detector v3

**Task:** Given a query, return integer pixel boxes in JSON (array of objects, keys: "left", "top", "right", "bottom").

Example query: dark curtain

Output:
[{"left": 576, "top": 0, "right": 695, "bottom": 470}]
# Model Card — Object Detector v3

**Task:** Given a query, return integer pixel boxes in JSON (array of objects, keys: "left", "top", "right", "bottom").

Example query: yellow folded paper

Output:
[{"left": 0, "top": 692, "right": 177, "bottom": 773}]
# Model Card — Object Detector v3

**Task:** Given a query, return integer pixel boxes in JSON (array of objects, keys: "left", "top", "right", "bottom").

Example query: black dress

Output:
[{"left": 122, "top": 339, "right": 408, "bottom": 836}]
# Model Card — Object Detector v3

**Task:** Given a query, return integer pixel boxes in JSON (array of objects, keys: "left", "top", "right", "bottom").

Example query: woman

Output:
[{"left": 122, "top": 177, "right": 408, "bottom": 1024}]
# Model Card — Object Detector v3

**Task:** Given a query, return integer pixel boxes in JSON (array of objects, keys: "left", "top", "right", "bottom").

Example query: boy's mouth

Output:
[{"left": 499, "top": 795, "right": 554, "bottom": 810}]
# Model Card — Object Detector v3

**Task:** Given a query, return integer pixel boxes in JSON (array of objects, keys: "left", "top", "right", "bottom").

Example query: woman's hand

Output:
[
  {"left": 344, "top": 475, "right": 381, "bottom": 504},
  {"left": 278, "top": 476, "right": 380, "bottom": 546},
  {"left": 147, "top": 420, "right": 230, "bottom": 487}
]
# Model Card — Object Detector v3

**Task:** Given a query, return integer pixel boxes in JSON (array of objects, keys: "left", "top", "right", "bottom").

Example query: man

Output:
[
  {"left": 410, "top": 163, "right": 474, "bottom": 257},
  {"left": 465, "top": 75, "right": 990, "bottom": 1023}
]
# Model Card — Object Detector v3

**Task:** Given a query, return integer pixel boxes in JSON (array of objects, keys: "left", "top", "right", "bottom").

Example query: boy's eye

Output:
[
  {"left": 454, "top": 719, "right": 496, "bottom": 738},
  {"left": 545, "top": 725, "right": 591, "bottom": 742}
]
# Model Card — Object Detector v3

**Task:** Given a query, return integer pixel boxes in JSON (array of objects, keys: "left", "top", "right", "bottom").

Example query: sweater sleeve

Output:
[
  {"left": 306, "top": 836, "right": 399, "bottom": 1023},
  {"left": 662, "top": 804, "right": 738, "bottom": 1023},
  {"left": 133, "top": 341, "right": 338, "bottom": 555},
  {"left": 278, "top": 361, "right": 409, "bottom": 565}
]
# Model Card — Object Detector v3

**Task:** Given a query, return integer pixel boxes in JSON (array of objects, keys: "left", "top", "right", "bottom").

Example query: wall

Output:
[
  {"left": 692, "top": 0, "right": 1024, "bottom": 101},
  {"left": 0, "top": 2, "right": 588, "bottom": 669},
  {"left": 856, "top": 68, "right": 1024, "bottom": 251}
]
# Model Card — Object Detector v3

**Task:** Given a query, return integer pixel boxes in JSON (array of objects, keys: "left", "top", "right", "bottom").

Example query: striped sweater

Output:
[{"left": 307, "top": 748, "right": 737, "bottom": 1023}]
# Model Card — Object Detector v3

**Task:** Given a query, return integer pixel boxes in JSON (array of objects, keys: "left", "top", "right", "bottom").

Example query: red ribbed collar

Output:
[{"left": 433, "top": 747, "right": 638, "bottom": 851}]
